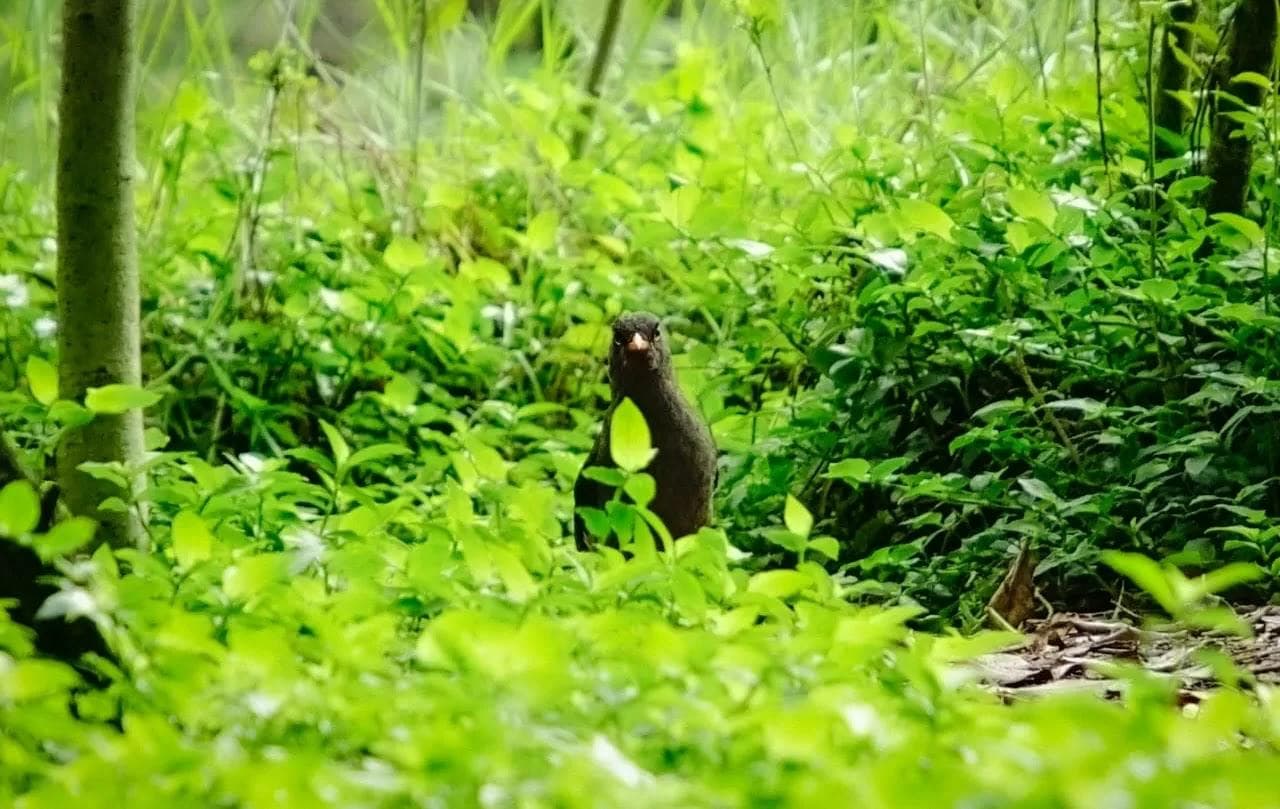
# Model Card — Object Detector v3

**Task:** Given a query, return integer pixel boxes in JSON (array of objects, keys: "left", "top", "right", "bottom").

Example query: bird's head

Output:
[{"left": 608, "top": 311, "right": 672, "bottom": 392}]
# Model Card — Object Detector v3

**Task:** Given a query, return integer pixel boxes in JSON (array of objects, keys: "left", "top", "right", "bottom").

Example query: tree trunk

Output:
[
  {"left": 56, "top": 0, "right": 146, "bottom": 549},
  {"left": 571, "top": 0, "right": 626, "bottom": 157},
  {"left": 1154, "top": 0, "right": 1197, "bottom": 159},
  {"left": 1202, "top": 0, "right": 1278, "bottom": 216}
]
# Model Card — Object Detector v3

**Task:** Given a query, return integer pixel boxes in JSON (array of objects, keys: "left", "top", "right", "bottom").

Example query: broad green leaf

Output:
[
  {"left": 747, "top": 569, "right": 812, "bottom": 599},
  {"left": 1101, "top": 551, "right": 1178, "bottom": 614},
  {"left": 222, "top": 553, "right": 285, "bottom": 600},
  {"left": 1211, "top": 213, "right": 1264, "bottom": 246},
  {"left": 346, "top": 443, "right": 412, "bottom": 470},
  {"left": 1, "top": 659, "right": 79, "bottom": 702},
  {"left": 896, "top": 198, "right": 955, "bottom": 242},
  {"left": 624, "top": 473, "right": 656, "bottom": 507},
  {"left": 1005, "top": 221, "right": 1037, "bottom": 253},
  {"left": 26, "top": 356, "right": 57, "bottom": 406},
  {"left": 808, "top": 536, "right": 840, "bottom": 561},
  {"left": 0, "top": 481, "right": 40, "bottom": 537},
  {"left": 1231, "top": 71, "right": 1273, "bottom": 90},
  {"left": 428, "top": 0, "right": 466, "bottom": 31},
  {"left": 1196, "top": 562, "right": 1265, "bottom": 597},
  {"left": 382, "top": 374, "right": 418, "bottom": 411},
  {"left": 1007, "top": 188, "right": 1056, "bottom": 229},
  {"left": 1016, "top": 477, "right": 1058, "bottom": 504},
  {"left": 825, "top": 458, "right": 871, "bottom": 483},
  {"left": 85, "top": 384, "right": 161, "bottom": 414},
  {"left": 609, "top": 398, "right": 656, "bottom": 473},
  {"left": 491, "top": 546, "right": 536, "bottom": 603},
  {"left": 537, "top": 133, "right": 570, "bottom": 171},
  {"left": 784, "top": 495, "right": 813, "bottom": 539},
  {"left": 384, "top": 238, "right": 427, "bottom": 272},
  {"left": 526, "top": 210, "right": 559, "bottom": 253},
  {"left": 319, "top": 420, "right": 351, "bottom": 467},
  {"left": 583, "top": 466, "right": 626, "bottom": 487},
  {"left": 671, "top": 568, "right": 707, "bottom": 619},
  {"left": 1138, "top": 278, "right": 1179, "bottom": 303},
  {"left": 171, "top": 510, "right": 214, "bottom": 568},
  {"left": 35, "top": 517, "right": 96, "bottom": 560}
]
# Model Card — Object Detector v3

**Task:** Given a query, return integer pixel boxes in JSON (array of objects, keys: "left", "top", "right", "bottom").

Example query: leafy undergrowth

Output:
[{"left": 3, "top": 1, "right": 1280, "bottom": 805}]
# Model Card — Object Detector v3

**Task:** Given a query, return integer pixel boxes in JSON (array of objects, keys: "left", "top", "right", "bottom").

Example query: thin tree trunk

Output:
[
  {"left": 56, "top": 0, "right": 146, "bottom": 549},
  {"left": 1154, "top": 0, "right": 1197, "bottom": 159},
  {"left": 1203, "top": 0, "right": 1277, "bottom": 216},
  {"left": 571, "top": 0, "right": 626, "bottom": 157}
]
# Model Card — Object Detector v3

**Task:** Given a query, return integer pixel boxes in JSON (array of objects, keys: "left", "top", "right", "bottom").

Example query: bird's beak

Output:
[{"left": 626, "top": 332, "right": 650, "bottom": 353}]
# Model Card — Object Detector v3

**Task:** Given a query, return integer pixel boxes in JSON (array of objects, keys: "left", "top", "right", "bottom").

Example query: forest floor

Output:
[{"left": 972, "top": 607, "right": 1280, "bottom": 704}]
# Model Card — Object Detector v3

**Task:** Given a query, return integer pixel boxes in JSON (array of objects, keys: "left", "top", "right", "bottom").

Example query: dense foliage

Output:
[{"left": 2, "top": 1, "right": 1280, "bottom": 805}]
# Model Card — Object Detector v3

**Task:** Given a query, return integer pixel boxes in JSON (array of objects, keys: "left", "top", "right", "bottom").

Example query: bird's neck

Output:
[{"left": 612, "top": 372, "right": 680, "bottom": 413}]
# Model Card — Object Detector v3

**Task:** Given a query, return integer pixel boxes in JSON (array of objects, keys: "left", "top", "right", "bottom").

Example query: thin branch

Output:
[
  {"left": 1093, "top": 0, "right": 1113, "bottom": 194},
  {"left": 571, "top": 0, "right": 626, "bottom": 157}
]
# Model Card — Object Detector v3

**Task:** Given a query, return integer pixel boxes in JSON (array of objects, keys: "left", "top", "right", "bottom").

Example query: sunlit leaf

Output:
[
  {"left": 171, "top": 510, "right": 214, "bottom": 568},
  {"left": 0, "top": 481, "right": 40, "bottom": 537},
  {"left": 85, "top": 384, "right": 160, "bottom": 414},
  {"left": 783, "top": 495, "right": 813, "bottom": 539},
  {"left": 896, "top": 198, "right": 955, "bottom": 242},
  {"left": 26, "top": 356, "right": 57, "bottom": 406},
  {"left": 610, "top": 398, "right": 656, "bottom": 473}
]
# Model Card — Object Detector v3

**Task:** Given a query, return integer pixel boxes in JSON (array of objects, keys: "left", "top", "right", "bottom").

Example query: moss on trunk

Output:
[
  {"left": 1202, "top": 0, "right": 1278, "bottom": 216},
  {"left": 55, "top": 0, "right": 145, "bottom": 549}
]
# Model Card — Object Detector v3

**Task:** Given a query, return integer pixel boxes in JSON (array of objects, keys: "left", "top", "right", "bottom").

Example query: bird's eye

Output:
[{"left": 652, "top": 325, "right": 661, "bottom": 340}]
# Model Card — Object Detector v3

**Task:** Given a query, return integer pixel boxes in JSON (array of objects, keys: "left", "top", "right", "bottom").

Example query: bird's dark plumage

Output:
[{"left": 573, "top": 312, "right": 717, "bottom": 550}]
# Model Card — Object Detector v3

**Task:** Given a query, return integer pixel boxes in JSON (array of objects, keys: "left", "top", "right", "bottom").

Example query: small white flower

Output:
[
  {"left": 726, "top": 238, "right": 775, "bottom": 258},
  {"left": 868, "top": 248, "right": 908, "bottom": 276},
  {"left": 590, "top": 735, "right": 652, "bottom": 788}
]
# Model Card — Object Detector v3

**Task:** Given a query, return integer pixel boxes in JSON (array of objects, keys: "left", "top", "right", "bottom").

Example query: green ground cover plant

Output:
[{"left": 2, "top": 0, "right": 1280, "bottom": 805}]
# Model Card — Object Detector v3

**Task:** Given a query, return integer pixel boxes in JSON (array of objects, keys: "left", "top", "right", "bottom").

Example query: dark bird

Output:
[{"left": 573, "top": 312, "right": 717, "bottom": 550}]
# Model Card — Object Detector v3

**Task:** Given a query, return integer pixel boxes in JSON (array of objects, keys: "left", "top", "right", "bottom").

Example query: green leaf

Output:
[
  {"left": 896, "top": 198, "right": 955, "bottom": 242},
  {"left": 491, "top": 546, "right": 536, "bottom": 603},
  {"left": 1138, "top": 278, "right": 1179, "bottom": 303},
  {"left": 1196, "top": 562, "right": 1265, "bottom": 597},
  {"left": 1101, "top": 551, "right": 1178, "bottom": 614},
  {"left": 1016, "top": 477, "right": 1058, "bottom": 503},
  {"left": 609, "top": 398, "right": 656, "bottom": 473},
  {"left": 35, "top": 517, "right": 96, "bottom": 560},
  {"left": 1210, "top": 213, "right": 1264, "bottom": 246},
  {"left": 761, "top": 527, "right": 805, "bottom": 552},
  {"left": 383, "top": 238, "right": 427, "bottom": 272},
  {"left": 1231, "top": 71, "right": 1273, "bottom": 90},
  {"left": 583, "top": 466, "right": 626, "bottom": 487},
  {"left": 747, "top": 569, "right": 812, "bottom": 599},
  {"left": 0, "top": 481, "right": 41, "bottom": 537},
  {"left": 807, "top": 536, "right": 840, "bottom": 560},
  {"left": 319, "top": 420, "right": 351, "bottom": 467},
  {"left": 428, "top": 0, "right": 466, "bottom": 32},
  {"left": 624, "top": 473, "right": 656, "bottom": 507},
  {"left": 537, "top": 133, "right": 570, "bottom": 172},
  {"left": 671, "top": 568, "right": 706, "bottom": 619},
  {"left": 222, "top": 553, "right": 286, "bottom": 600},
  {"left": 382, "top": 374, "right": 418, "bottom": 411},
  {"left": 1007, "top": 187, "right": 1056, "bottom": 229},
  {"left": 26, "top": 356, "right": 57, "bottom": 406},
  {"left": 346, "top": 443, "right": 412, "bottom": 470},
  {"left": 171, "top": 510, "right": 214, "bottom": 568},
  {"left": 84, "top": 384, "right": 161, "bottom": 414},
  {"left": 824, "top": 458, "right": 871, "bottom": 484},
  {"left": 784, "top": 495, "right": 813, "bottom": 539},
  {"left": 526, "top": 210, "right": 559, "bottom": 253}
]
